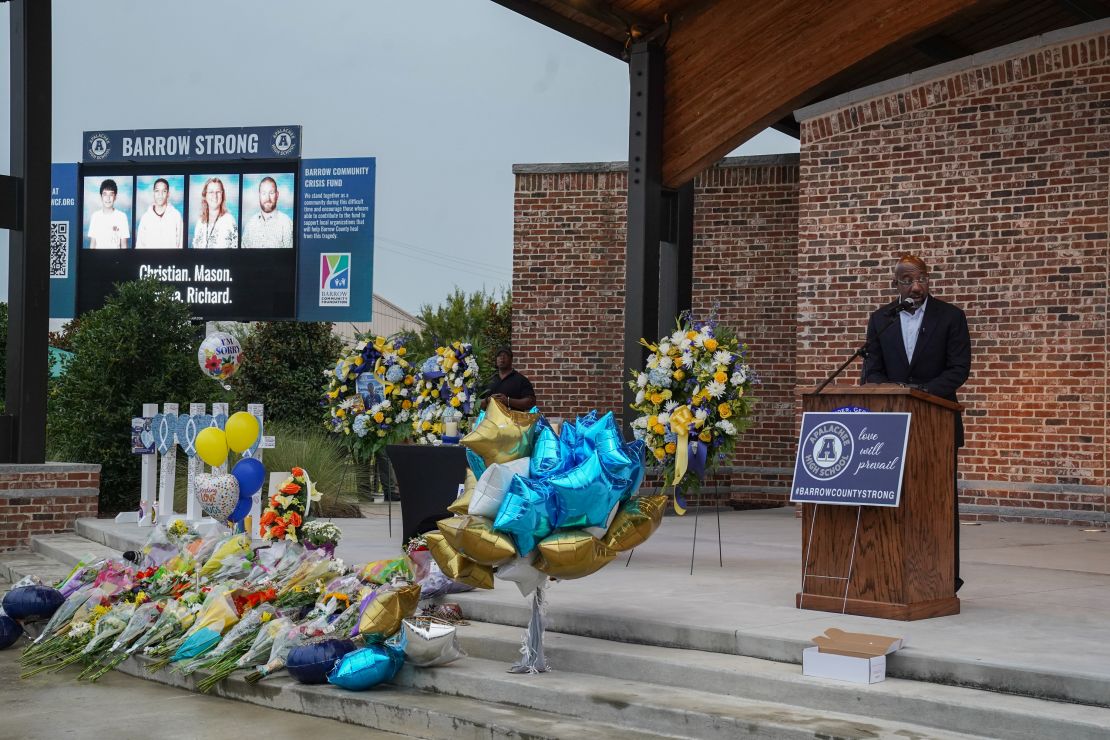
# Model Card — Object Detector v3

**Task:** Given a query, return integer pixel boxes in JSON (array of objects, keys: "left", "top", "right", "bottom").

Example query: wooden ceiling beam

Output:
[
  {"left": 489, "top": 0, "right": 627, "bottom": 58},
  {"left": 659, "top": 0, "right": 990, "bottom": 187}
]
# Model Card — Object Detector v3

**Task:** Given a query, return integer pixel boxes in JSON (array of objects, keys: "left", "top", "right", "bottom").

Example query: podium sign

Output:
[{"left": 790, "top": 412, "right": 911, "bottom": 508}]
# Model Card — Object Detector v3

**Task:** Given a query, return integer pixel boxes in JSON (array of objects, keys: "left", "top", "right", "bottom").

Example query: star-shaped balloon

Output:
[
  {"left": 465, "top": 448, "right": 487, "bottom": 480},
  {"left": 352, "top": 583, "right": 421, "bottom": 643},
  {"left": 492, "top": 475, "right": 559, "bottom": 557},
  {"left": 425, "top": 532, "right": 494, "bottom": 589},
  {"left": 529, "top": 417, "right": 562, "bottom": 479},
  {"left": 448, "top": 469, "right": 477, "bottom": 515},
  {"left": 601, "top": 494, "right": 667, "bottom": 552},
  {"left": 546, "top": 451, "right": 623, "bottom": 530},
  {"left": 557, "top": 420, "right": 586, "bottom": 469},
  {"left": 535, "top": 530, "right": 616, "bottom": 579},
  {"left": 461, "top": 398, "right": 538, "bottom": 467},
  {"left": 496, "top": 555, "right": 548, "bottom": 597},
  {"left": 453, "top": 515, "right": 518, "bottom": 566},
  {"left": 468, "top": 457, "right": 530, "bottom": 519}
]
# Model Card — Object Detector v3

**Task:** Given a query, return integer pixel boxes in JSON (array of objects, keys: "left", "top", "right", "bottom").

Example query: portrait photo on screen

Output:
[
  {"left": 188, "top": 174, "right": 240, "bottom": 249},
  {"left": 83, "top": 175, "right": 134, "bottom": 249},
  {"left": 241, "top": 173, "right": 296, "bottom": 249},
  {"left": 134, "top": 175, "right": 185, "bottom": 249}
]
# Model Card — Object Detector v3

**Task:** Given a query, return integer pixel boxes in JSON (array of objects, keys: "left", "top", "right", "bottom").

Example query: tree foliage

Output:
[
  {"left": 228, "top": 321, "right": 343, "bottom": 424},
  {"left": 407, "top": 288, "right": 512, "bottom": 379},
  {"left": 49, "top": 279, "right": 224, "bottom": 514}
]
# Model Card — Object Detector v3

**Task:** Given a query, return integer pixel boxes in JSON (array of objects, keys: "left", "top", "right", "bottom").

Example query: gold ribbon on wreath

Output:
[{"left": 668, "top": 405, "right": 694, "bottom": 515}]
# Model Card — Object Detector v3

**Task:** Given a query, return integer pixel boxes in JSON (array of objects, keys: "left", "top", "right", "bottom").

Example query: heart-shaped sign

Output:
[
  {"left": 176, "top": 414, "right": 198, "bottom": 457},
  {"left": 194, "top": 472, "right": 240, "bottom": 521},
  {"left": 195, "top": 413, "right": 214, "bottom": 432},
  {"left": 214, "top": 413, "right": 228, "bottom": 430},
  {"left": 155, "top": 412, "right": 177, "bottom": 455}
]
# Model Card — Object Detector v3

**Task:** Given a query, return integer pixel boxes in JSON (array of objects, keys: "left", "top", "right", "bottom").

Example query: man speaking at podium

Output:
[{"left": 861, "top": 254, "right": 971, "bottom": 590}]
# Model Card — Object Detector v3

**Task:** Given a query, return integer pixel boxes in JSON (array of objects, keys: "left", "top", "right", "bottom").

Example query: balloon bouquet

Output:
[
  {"left": 426, "top": 399, "right": 667, "bottom": 673},
  {"left": 193, "top": 332, "right": 265, "bottom": 529}
]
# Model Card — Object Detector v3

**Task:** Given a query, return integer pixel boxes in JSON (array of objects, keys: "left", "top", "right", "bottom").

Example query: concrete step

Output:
[
  {"left": 31, "top": 531, "right": 125, "bottom": 570},
  {"left": 451, "top": 621, "right": 1110, "bottom": 740},
  {"left": 117, "top": 655, "right": 680, "bottom": 740},
  {"left": 0, "top": 550, "right": 73, "bottom": 586},
  {"left": 74, "top": 517, "right": 145, "bottom": 554}
]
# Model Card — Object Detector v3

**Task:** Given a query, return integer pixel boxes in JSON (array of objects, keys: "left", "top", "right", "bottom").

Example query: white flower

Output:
[
  {"left": 658, "top": 342, "right": 672, "bottom": 356},
  {"left": 681, "top": 352, "right": 694, "bottom": 368},
  {"left": 706, "top": 381, "right": 726, "bottom": 398},
  {"left": 670, "top": 330, "right": 685, "bottom": 344},
  {"left": 715, "top": 419, "right": 737, "bottom": 435},
  {"left": 646, "top": 354, "right": 659, "bottom": 369},
  {"left": 632, "top": 428, "right": 645, "bottom": 441},
  {"left": 632, "top": 415, "right": 648, "bottom": 428},
  {"left": 663, "top": 400, "right": 678, "bottom": 412},
  {"left": 658, "top": 411, "right": 671, "bottom": 425},
  {"left": 694, "top": 408, "right": 708, "bottom": 424},
  {"left": 637, "top": 373, "right": 648, "bottom": 387},
  {"left": 731, "top": 371, "right": 746, "bottom": 385},
  {"left": 636, "top": 389, "right": 646, "bottom": 404},
  {"left": 657, "top": 354, "right": 673, "bottom": 369},
  {"left": 679, "top": 337, "right": 692, "bottom": 351},
  {"left": 713, "top": 350, "right": 733, "bottom": 365}
]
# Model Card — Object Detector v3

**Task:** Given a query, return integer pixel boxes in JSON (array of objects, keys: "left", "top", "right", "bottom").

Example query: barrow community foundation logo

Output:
[
  {"left": 801, "top": 421, "right": 853, "bottom": 481},
  {"left": 319, "top": 253, "right": 351, "bottom": 307},
  {"left": 86, "top": 133, "right": 111, "bottom": 161}
]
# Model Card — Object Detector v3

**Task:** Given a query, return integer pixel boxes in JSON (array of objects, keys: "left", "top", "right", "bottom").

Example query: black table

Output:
[{"left": 386, "top": 444, "right": 468, "bottom": 544}]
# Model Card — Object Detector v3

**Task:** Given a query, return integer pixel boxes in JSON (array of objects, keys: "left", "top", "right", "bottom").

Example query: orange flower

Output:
[
  {"left": 280, "top": 482, "right": 301, "bottom": 495},
  {"left": 260, "top": 511, "right": 277, "bottom": 526},
  {"left": 271, "top": 524, "right": 287, "bottom": 539},
  {"left": 286, "top": 511, "right": 303, "bottom": 528},
  {"left": 291, "top": 467, "right": 305, "bottom": 477}
]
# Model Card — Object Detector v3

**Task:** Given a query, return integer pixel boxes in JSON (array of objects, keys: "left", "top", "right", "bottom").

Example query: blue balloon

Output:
[
  {"left": 576, "top": 410, "right": 599, "bottom": 429},
  {"left": 493, "top": 476, "right": 559, "bottom": 557},
  {"left": 0, "top": 613, "right": 23, "bottom": 649},
  {"left": 229, "top": 492, "right": 253, "bottom": 524},
  {"left": 529, "top": 417, "right": 562, "bottom": 479},
  {"left": 2, "top": 586, "right": 64, "bottom": 622},
  {"left": 557, "top": 420, "right": 586, "bottom": 468},
  {"left": 623, "top": 440, "right": 647, "bottom": 498},
  {"left": 546, "top": 451, "right": 623, "bottom": 530},
  {"left": 465, "top": 448, "right": 487, "bottom": 480},
  {"left": 327, "top": 642, "right": 405, "bottom": 691},
  {"left": 288, "top": 638, "right": 357, "bottom": 684},
  {"left": 231, "top": 457, "right": 266, "bottom": 496}
]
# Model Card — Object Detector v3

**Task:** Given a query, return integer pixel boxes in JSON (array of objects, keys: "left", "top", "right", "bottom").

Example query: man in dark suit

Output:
[{"left": 862, "top": 254, "right": 971, "bottom": 591}]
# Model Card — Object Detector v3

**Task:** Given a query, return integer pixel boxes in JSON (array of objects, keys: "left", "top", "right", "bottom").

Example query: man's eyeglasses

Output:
[{"left": 896, "top": 276, "right": 929, "bottom": 287}]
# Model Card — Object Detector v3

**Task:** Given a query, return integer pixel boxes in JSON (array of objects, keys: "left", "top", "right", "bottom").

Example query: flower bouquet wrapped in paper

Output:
[
  {"left": 301, "top": 520, "right": 342, "bottom": 557},
  {"left": 259, "top": 468, "right": 321, "bottom": 544}
]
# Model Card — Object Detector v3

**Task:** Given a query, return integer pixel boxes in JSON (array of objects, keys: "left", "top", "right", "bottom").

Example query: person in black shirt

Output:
[{"left": 482, "top": 347, "right": 536, "bottom": 412}]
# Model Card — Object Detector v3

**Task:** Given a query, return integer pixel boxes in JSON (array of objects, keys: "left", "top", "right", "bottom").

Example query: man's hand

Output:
[{"left": 492, "top": 393, "right": 509, "bottom": 409}]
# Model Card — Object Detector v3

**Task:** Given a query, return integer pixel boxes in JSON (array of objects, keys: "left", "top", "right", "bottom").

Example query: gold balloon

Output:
[
  {"left": 535, "top": 530, "right": 617, "bottom": 579},
  {"left": 436, "top": 515, "right": 470, "bottom": 550},
  {"left": 461, "top": 398, "right": 539, "bottom": 467},
  {"left": 602, "top": 494, "right": 668, "bottom": 552},
  {"left": 425, "top": 532, "right": 494, "bottom": 589},
  {"left": 447, "top": 470, "right": 477, "bottom": 514},
  {"left": 355, "top": 582, "right": 422, "bottom": 643},
  {"left": 454, "top": 516, "right": 518, "bottom": 566}
]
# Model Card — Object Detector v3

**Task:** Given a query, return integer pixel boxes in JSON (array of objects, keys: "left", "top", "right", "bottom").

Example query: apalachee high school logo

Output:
[
  {"left": 87, "top": 133, "right": 111, "bottom": 161},
  {"left": 270, "top": 128, "right": 297, "bottom": 156},
  {"left": 802, "top": 421, "right": 853, "bottom": 480}
]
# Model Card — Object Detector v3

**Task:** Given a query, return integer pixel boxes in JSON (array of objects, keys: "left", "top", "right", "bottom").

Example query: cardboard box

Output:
[{"left": 802, "top": 628, "right": 904, "bottom": 684}]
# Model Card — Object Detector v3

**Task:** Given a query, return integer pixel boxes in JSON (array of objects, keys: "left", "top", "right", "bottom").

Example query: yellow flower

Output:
[
  {"left": 647, "top": 415, "right": 658, "bottom": 429},
  {"left": 662, "top": 389, "right": 673, "bottom": 399},
  {"left": 718, "top": 403, "right": 732, "bottom": 419},
  {"left": 704, "top": 338, "right": 718, "bottom": 351},
  {"left": 431, "top": 390, "right": 440, "bottom": 398},
  {"left": 401, "top": 399, "right": 412, "bottom": 409},
  {"left": 374, "top": 337, "right": 386, "bottom": 349},
  {"left": 699, "top": 430, "right": 713, "bottom": 443},
  {"left": 685, "top": 330, "right": 697, "bottom": 340},
  {"left": 373, "top": 411, "right": 385, "bottom": 423},
  {"left": 649, "top": 392, "right": 664, "bottom": 405},
  {"left": 404, "top": 376, "right": 414, "bottom": 385},
  {"left": 652, "top": 423, "right": 666, "bottom": 436},
  {"left": 665, "top": 442, "right": 677, "bottom": 454},
  {"left": 673, "top": 369, "right": 685, "bottom": 381},
  {"left": 450, "top": 397, "right": 461, "bottom": 407},
  {"left": 336, "top": 409, "right": 345, "bottom": 418},
  {"left": 714, "top": 371, "right": 728, "bottom": 384},
  {"left": 327, "top": 389, "right": 339, "bottom": 399},
  {"left": 422, "top": 421, "right": 432, "bottom": 431},
  {"left": 397, "top": 347, "right": 406, "bottom": 356},
  {"left": 653, "top": 447, "right": 666, "bottom": 461},
  {"left": 436, "top": 347, "right": 445, "bottom": 355}
]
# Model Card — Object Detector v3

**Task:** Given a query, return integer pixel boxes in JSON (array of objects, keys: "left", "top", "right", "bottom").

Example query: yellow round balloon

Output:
[
  {"left": 535, "top": 530, "right": 617, "bottom": 579},
  {"left": 225, "top": 411, "right": 261, "bottom": 454},
  {"left": 461, "top": 398, "right": 539, "bottom": 467},
  {"left": 602, "top": 494, "right": 668, "bottom": 552},
  {"left": 426, "top": 532, "right": 494, "bottom": 589},
  {"left": 354, "top": 582, "right": 422, "bottom": 643},
  {"left": 195, "top": 427, "right": 229, "bottom": 467}
]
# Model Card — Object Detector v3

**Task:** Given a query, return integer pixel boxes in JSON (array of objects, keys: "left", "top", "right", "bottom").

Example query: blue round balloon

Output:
[
  {"left": 2, "top": 585, "right": 64, "bottom": 622},
  {"left": 229, "top": 492, "right": 253, "bottom": 524},
  {"left": 327, "top": 643, "right": 405, "bottom": 691},
  {"left": 231, "top": 457, "right": 266, "bottom": 496},
  {"left": 287, "top": 638, "right": 357, "bottom": 684},
  {"left": 0, "top": 613, "right": 23, "bottom": 649}
]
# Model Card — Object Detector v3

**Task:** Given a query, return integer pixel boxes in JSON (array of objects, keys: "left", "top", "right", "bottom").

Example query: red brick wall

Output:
[
  {"left": 0, "top": 465, "right": 100, "bottom": 551},
  {"left": 513, "top": 159, "right": 800, "bottom": 505},
  {"left": 797, "top": 29, "right": 1110, "bottom": 525}
]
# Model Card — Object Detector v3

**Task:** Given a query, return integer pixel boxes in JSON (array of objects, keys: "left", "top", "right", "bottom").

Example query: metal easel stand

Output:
[
  {"left": 799, "top": 503, "right": 863, "bottom": 614},
  {"left": 625, "top": 484, "right": 724, "bottom": 574}
]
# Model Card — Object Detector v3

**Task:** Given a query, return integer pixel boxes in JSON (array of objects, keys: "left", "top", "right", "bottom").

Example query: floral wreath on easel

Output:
[{"left": 259, "top": 466, "right": 321, "bottom": 543}]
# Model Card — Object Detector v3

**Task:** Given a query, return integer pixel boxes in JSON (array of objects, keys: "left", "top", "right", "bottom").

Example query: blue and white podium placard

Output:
[{"left": 790, "top": 412, "right": 911, "bottom": 508}]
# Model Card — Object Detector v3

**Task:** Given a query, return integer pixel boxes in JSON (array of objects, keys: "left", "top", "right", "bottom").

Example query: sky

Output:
[{"left": 0, "top": 0, "right": 798, "bottom": 317}]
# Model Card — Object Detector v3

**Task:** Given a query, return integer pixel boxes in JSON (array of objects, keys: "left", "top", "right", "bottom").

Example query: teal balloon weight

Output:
[
  {"left": 493, "top": 476, "right": 558, "bottom": 557},
  {"left": 546, "top": 450, "right": 623, "bottom": 530},
  {"left": 529, "top": 417, "right": 562, "bottom": 479}
]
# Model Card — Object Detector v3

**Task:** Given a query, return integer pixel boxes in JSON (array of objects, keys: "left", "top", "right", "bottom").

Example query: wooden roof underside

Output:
[{"left": 493, "top": 0, "right": 1110, "bottom": 187}]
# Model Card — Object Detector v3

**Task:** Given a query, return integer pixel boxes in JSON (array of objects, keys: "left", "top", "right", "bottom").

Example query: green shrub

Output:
[
  {"left": 228, "top": 321, "right": 342, "bottom": 424},
  {"left": 407, "top": 288, "right": 511, "bottom": 378},
  {"left": 49, "top": 279, "right": 226, "bottom": 514}
]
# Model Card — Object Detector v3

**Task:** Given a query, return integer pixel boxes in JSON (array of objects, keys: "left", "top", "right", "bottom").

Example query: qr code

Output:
[{"left": 49, "top": 221, "right": 68, "bottom": 278}]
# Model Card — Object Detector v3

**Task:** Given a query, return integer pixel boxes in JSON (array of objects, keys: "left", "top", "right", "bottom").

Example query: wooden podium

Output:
[{"left": 796, "top": 385, "right": 961, "bottom": 620}]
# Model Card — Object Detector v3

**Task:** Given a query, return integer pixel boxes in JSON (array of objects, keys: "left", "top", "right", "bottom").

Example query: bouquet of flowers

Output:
[
  {"left": 259, "top": 467, "right": 320, "bottom": 543},
  {"left": 411, "top": 341, "right": 481, "bottom": 445},
  {"left": 300, "top": 520, "right": 342, "bottom": 556},
  {"left": 628, "top": 313, "right": 756, "bottom": 511},
  {"left": 323, "top": 333, "right": 415, "bottom": 461}
]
